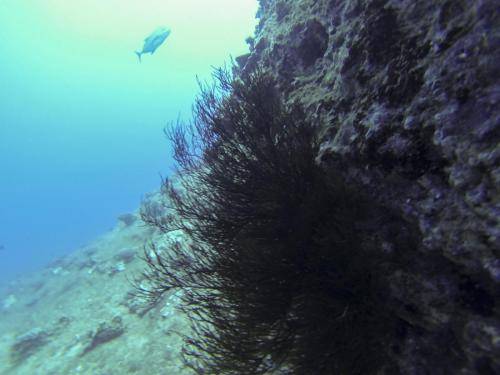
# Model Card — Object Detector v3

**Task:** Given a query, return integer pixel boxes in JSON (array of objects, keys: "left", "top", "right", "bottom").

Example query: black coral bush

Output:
[{"left": 139, "top": 68, "right": 399, "bottom": 374}]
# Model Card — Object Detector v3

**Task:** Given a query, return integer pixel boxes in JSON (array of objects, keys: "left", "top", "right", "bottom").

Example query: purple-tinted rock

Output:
[
  {"left": 10, "top": 328, "right": 50, "bottom": 364},
  {"left": 248, "top": 0, "right": 499, "bottom": 372},
  {"left": 117, "top": 213, "right": 137, "bottom": 226},
  {"left": 82, "top": 316, "right": 125, "bottom": 355}
]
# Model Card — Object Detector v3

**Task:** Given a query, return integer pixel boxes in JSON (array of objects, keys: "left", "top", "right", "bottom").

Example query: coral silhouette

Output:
[{"left": 139, "top": 68, "right": 403, "bottom": 374}]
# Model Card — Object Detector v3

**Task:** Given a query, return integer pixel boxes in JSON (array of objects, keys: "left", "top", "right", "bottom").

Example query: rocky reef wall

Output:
[{"left": 239, "top": 0, "right": 499, "bottom": 373}]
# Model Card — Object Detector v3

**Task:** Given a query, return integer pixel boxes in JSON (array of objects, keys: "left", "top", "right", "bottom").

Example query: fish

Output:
[
  {"left": 0, "top": 244, "right": 4, "bottom": 251},
  {"left": 135, "top": 27, "right": 171, "bottom": 62}
]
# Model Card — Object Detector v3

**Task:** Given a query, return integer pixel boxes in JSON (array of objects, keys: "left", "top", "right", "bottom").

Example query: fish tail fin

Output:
[{"left": 135, "top": 51, "right": 142, "bottom": 63}]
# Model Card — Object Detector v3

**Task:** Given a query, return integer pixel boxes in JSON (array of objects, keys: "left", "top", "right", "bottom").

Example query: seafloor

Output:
[{"left": 0, "top": 194, "right": 189, "bottom": 375}]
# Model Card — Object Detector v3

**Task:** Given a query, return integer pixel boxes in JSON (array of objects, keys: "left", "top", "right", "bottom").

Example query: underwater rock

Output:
[
  {"left": 293, "top": 19, "right": 329, "bottom": 68},
  {"left": 77, "top": 257, "right": 97, "bottom": 270},
  {"left": 117, "top": 213, "right": 137, "bottom": 226},
  {"left": 113, "top": 248, "right": 137, "bottom": 264},
  {"left": 274, "top": 0, "right": 291, "bottom": 21},
  {"left": 9, "top": 328, "right": 50, "bottom": 364},
  {"left": 463, "top": 318, "right": 500, "bottom": 374},
  {"left": 83, "top": 246, "right": 98, "bottom": 257},
  {"left": 25, "top": 297, "right": 40, "bottom": 308},
  {"left": 226, "top": 0, "right": 500, "bottom": 372},
  {"left": 46, "top": 254, "right": 72, "bottom": 270},
  {"left": 106, "top": 250, "right": 135, "bottom": 276},
  {"left": 235, "top": 53, "right": 250, "bottom": 68},
  {"left": 139, "top": 191, "right": 170, "bottom": 224},
  {"left": 1, "top": 294, "right": 17, "bottom": 311},
  {"left": 159, "top": 291, "right": 182, "bottom": 319},
  {"left": 28, "top": 280, "right": 45, "bottom": 292},
  {"left": 82, "top": 316, "right": 125, "bottom": 355},
  {"left": 121, "top": 291, "right": 146, "bottom": 316},
  {"left": 121, "top": 288, "right": 157, "bottom": 318},
  {"left": 54, "top": 316, "right": 72, "bottom": 331},
  {"left": 107, "top": 261, "right": 126, "bottom": 276}
]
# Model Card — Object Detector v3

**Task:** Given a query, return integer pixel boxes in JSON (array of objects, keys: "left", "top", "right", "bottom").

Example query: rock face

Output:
[
  {"left": 241, "top": 0, "right": 499, "bottom": 373},
  {"left": 10, "top": 328, "right": 50, "bottom": 365},
  {"left": 117, "top": 213, "right": 138, "bottom": 226},
  {"left": 82, "top": 316, "right": 125, "bottom": 355}
]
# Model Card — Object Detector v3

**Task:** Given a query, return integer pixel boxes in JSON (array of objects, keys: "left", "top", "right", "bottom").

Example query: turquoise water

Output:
[{"left": 0, "top": 0, "right": 258, "bottom": 283}]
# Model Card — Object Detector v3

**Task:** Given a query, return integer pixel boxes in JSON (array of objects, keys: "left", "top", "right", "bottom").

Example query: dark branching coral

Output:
[{"left": 138, "top": 68, "right": 402, "bottom": 374}]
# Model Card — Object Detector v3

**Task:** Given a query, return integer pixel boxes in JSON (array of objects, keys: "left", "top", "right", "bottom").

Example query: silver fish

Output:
[{"left": 135, "top": 27, "right": 171, "bottom": 62}]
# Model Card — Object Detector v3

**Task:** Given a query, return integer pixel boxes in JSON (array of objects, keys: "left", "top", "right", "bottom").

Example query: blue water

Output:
[{"left": 0, "top": 0, "right": 258, "bottom": 283}]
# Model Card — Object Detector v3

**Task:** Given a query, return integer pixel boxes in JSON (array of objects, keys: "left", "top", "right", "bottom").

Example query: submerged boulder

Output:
[
  {"left": 82, "top": 316, "right": 125, "bottom": 355},
  {"left": 117, "top": 213, "right": 138, "bottom": 227},
  {"left": 10, "top": 328, "right": 50, "bottom": 365}
]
